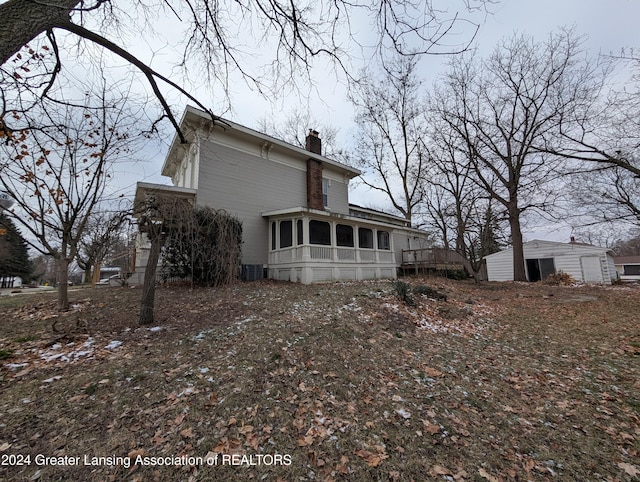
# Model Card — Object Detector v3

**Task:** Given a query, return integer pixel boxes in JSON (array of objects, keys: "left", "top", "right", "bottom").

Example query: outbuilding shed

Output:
[{"left": 485, "top": 240, "right": 617, "bottom": 284}]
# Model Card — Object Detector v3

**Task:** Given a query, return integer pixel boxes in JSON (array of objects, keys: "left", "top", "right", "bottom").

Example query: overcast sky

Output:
[{"left": 82, "top": 1, "right": 640, "bottom": 241}]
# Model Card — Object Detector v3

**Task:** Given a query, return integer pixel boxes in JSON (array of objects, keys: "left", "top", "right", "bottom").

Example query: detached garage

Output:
[{"left": 485, "top": 240, "right": 617, "bottom": 284}]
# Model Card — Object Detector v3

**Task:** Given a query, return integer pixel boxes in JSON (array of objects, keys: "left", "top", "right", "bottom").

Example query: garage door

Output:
[{"left": 581, "top": 256, "right": 603, "bottom": 283}]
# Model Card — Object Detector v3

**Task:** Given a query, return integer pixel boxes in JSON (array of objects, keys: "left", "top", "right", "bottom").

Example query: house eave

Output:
[
  {"left": 133, "top": 182, "right": 197, "bottom": 217},
  {"left": 162, "top": 105, "right": 361, "bottom": 180},
  {"left": 261, "top": 206, "right": 428, "bottom": 233}
]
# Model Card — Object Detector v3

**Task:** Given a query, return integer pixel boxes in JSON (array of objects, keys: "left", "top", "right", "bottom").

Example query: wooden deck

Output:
[{"left": 400, "top": 247, "right": 467, "bottom": 275}]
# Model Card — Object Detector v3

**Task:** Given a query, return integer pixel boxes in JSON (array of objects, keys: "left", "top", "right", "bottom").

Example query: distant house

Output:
[
  {"left": 0, "top": 276, "right": 22, "bottom": 289},
  {"left": 485, "top": 239, "right": 617, "bottom": 284},
  {"left": 613, "top": 256, "right": 640, "bottom": 282},
  {"left": 133, "top": 106, "right": 431, "bottom": 284}
]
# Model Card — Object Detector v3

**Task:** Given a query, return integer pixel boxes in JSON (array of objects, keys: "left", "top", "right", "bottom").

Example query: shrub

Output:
[
  {"left": 161, "top": 207, "right": 242, "bottom": 286},
  {"left": 0, "top": 349, "right": 14, "bottom": 360},
  {"left": 542, "top": 271, "right": 576, "bottom": 286},
  {"left": 413, "top": 284, "right": 448, "bottom": 301},
  {"left": 392, "top": 280, "right": 415, "bottom": 306}
]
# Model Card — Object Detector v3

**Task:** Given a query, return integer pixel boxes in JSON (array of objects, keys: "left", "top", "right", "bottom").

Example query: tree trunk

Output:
[
  {"left": 57, "top": 257, "right": 70, "bottom": 311},
  {"left": 509, "top": 209, "right": 527, "bottom": 282},
  {"left": 83, "top": 267, "right": 92, "bottom": 284},
  {"left": 139, "top": 231, "right": 162, "bottom": 325},
  {"left": 0, "top": 0, "right": 80, "bottom": 66},
  {"left": 92, "top": 261, "right": 101, "bottom": 285}
]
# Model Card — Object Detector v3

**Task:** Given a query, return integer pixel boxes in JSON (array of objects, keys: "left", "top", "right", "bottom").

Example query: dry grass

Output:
[{"left": 0, "top": 279, "right": 638, "bottom": 481}]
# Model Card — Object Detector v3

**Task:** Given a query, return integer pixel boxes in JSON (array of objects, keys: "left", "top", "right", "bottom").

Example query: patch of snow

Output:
[
  {"left": 5, "top": 363, "right": 28, "bottom": 370},
  {"left": 43, "top": 375, "right": 62, "bottom": 383},
  {"left": 395, "top": 408, "right": 412, "bottom": 419},
  {"left": 192, "top": 329, "right": 213, "bottom": 341},
  {"left": 148, "top": 326, "right": 163, "bottom": 332},
  {"left": 104, "top": 340, "right": 123, "bottom": 350}
]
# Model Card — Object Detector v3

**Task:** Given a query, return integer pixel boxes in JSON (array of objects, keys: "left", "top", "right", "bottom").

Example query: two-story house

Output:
[{"left": 133, "top": 106, "right": 431, "bottom": 284}]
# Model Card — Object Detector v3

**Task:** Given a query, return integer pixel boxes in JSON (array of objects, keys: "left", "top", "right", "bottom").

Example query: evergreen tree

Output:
[{"left": 0, "top": 212, "right": 33, "bottom": 285}]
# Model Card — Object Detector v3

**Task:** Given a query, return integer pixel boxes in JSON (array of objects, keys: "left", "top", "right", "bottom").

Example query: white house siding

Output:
[
  {"left": 322, "top": 171, "right": 350, "bottom": 215},
  {"left": 196, "top": 138, "right": 351, "bottom": 266},
  {"left": 393, "top": 232, "right": 410, "bottom": 269},
  {"left": 485, "top": 240, "right": 616, "bottom": 284},
  {"left": 197, "top": 140, "right": 306, "bottom": 265},
  {"left": 485, "top": 249, "right": 514, "bottom": 282}
]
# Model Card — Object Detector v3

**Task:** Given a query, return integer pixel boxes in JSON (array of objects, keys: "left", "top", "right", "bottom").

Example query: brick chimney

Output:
[
  {"left": 305, "top": 129, "right": 321, "bottom": 154},
  {"left": 305, "top": 130, "right": 324, "bottom": 210}
]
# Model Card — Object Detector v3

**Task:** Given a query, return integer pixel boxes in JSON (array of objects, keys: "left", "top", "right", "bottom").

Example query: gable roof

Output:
[{"left": 161, "top": 105, "right": 360, "bottom": 180}]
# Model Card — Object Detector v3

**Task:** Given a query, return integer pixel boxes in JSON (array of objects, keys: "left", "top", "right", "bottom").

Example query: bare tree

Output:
[
  {"left": 422, "top": 123, "right": 505, "bottom": 280},
  {"left": 540, "top": 53, "right": 638, "bottom": 178},
  {"left": 0, "top": 80, "right": 143, "bottom": 309},
  {"left": 0, "top": 0, "right": 494, "bottom": 142},
  {"left": 534, "top": 52, "right": 640, "bottom": 233},
  {"left": 350, "top": 56, "right": 430, "bottom": 223},
  {"left": 76, "top": 209, "right": 128, "bottom": 284},
  {"left": 257, "top": 109, "right": 344, "bottom": 159},
  {"left": 568, "top": 165, "right": 640, "bottom": 226},
  {"left": 432, "top": 30, "right": 597, "bottom": 281},
  {"left": 611, "top": 231, "right": 640, "bottom": 256}
]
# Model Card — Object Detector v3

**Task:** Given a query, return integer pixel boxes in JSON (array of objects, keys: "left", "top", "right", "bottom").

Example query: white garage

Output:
[{"left": 485, "top": 240, "right": 617, "bottom": 284}]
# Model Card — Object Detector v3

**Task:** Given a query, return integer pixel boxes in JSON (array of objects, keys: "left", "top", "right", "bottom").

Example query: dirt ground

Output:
[{"left": 0, "top": 278, "right": 638, "bottom": 481}]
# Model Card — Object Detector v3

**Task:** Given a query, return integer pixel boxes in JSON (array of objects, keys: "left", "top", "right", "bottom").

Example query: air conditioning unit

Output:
[{"left": 241, "top": 264, "right": 264, "bottom": 281}]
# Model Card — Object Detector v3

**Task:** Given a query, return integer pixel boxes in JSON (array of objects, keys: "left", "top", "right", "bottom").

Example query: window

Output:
[
  {"left": 336, "top": 224, "right": 354, "bottom": 247},
  {"left": 279, "top": 220, "right": 292, "bottom": 248},
  {"left": 322, "top": 179, "right": 328, "bottom": 207},
  {"left": 309, "top": 220, "right": 331, "bottom": 245},
  {"left": 526, "top": 258, "right": 555, "bottom": 282},
  {"left": 377, "top": 230, "right": 390, "bottom": 250},
  {"left": 624, "top": 265, "right": 640, "bottom": 276},
  {"left": 358, "top": 227, "right": 374, "bottom": 249},
  {"left": 271, "top": 222, "right": 276, "bottom": 250},
  {"left": 296, "top": 219, "right": 303, "bottom": 245}
]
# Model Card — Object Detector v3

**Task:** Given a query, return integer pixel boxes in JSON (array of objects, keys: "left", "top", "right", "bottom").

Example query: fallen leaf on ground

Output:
[
  {"left": 618, "top": 462, "right": 640, "bottom": 477},
  {"left": 355, "top": 449, "right": 387, "bottom": 467},
  {"left": 431, "top": 465, "right": 452, "bottom": 476},
  {"left": 478, "top": 467, "right": 500, "bottom": 482},
  {"left": 422, "top": 420, "right": 440, "bottom": 435},
  {"left": 424, "top": 366, "right": 443, "bottom": 377}
]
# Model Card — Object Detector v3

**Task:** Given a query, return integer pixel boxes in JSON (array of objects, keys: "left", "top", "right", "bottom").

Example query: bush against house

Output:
[{"left": 161, "top": 207, "right": 242, "bottom": 286}]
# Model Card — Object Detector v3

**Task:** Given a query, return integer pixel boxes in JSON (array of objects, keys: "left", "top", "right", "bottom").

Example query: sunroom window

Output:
[
  {"left": 377, "top": 230, "right": 390, "bottom": 250},
  {"left": 358, "top": 227, "right": 374, "bottom": 249},
  {"left": 310, "top": 220, "right": 331, "bottom": 245},
  {"left": 336, "top": 224, "right": 354, "bottom": 247},
  {"left": 280, "top": 220, "right": 292, "bottom": 248}
]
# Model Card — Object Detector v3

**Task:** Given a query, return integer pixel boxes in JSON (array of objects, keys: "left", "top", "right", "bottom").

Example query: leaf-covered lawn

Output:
[{"left": 1, "top": 279, "right": 638, "bottom": 481}]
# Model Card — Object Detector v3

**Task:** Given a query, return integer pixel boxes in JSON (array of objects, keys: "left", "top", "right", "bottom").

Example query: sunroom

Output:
[{"left": 263, "top": 207, "right": 397, "bottom": 284}]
